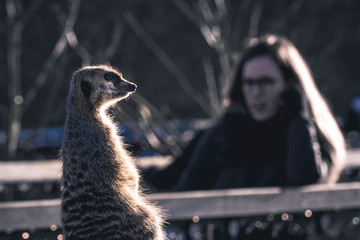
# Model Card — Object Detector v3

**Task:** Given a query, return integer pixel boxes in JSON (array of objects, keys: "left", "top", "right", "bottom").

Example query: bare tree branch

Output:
[
  {"left": 115, "top": 93, "right": 186, "bottom": 156},
  {"left": 174, "top": 0, "right": 221, "bottom": 48},
  {"left": 6, "top": 0, "right": 25, "bottom": 160},
  {"left": 202, "top": 57, "right": 221, "bottom": 116},
  {"left": 23, "top": 0, "right": 82, "bottom": 114},
  {"left": 65, "top": 29, "right": 93, "bottom": 65},
  {"left": 131, "top": 93, "right": 184, "bottom": 140},
  {"left": 52, "top": 0, "right": 92, "bottom": 64},
  {"left": 214, "top": 0, "right": 227, "bottom": 19},
  {"left": 172, "top": 0, "right": 224, "bottom": 51},
  {"left": 198, "top": 0, "right": 216, "bottom": 23},
  {"left": 268, "top": 0, "right": 304, "bottom": 33},
  {"left": 36, "top": 63, "right": 66, "bottom": 128},
  {"left": 99, "top": 20, "right": 124, "bottom": 63},
  {"left": 51, "top": 2, "right": 68, "bottom": 28},
  {"left": 248, "top": 0, "right": 263, "bottom": 38},
  {"left": 199, "top": 23, "right": 219, "bottom": 47},
  {"left": 168, "top": 0, "right": 234, "bottom": 117},
  {"left": 131, "top": 93, "right": 186, "bottom": 155},
  {"left": 62, "top": 2, "right": 93, "bottom": 65},
  {"left": 21, "top": 0, "right": 47, "bottom": 27},
  {"left": 170, "top": 0, "right": 199, "bottom": 25},
  {"left": 173, "top": 0, "right": 232, "bottom": 90},
  {"left": 123, "top": 11, "right": 211, "bottom": 116}
]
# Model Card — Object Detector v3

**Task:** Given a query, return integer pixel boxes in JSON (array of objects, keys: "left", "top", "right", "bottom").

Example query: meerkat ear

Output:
[{"left": 80, "top": 80, "right": 92, "bottom": 99}]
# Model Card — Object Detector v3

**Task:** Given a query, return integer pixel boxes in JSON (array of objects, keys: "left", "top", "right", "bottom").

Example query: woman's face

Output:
[{"left": 242, "top": 55, "right": 287, "bottom": 121}]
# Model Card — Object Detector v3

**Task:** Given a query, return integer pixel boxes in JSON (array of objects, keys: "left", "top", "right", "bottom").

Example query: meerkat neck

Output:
[
  {"left": 62, "top": 101, "right": 138, "bottom": 192},
  {"left": 63, "top": 106, "right": 119, "bottom": 183}
]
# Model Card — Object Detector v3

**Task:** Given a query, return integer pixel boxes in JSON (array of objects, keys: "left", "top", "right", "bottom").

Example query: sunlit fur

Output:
[
  {"left": 227, "top": 35, "right": 346, "bottom": 184},
  {"left": 60, "top": 65, "right": 165, "bottom": 240}
]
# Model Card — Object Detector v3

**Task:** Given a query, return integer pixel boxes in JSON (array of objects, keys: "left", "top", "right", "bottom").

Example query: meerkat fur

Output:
[{"left": 60, "top": 65, "right": 166, "bottom": 240}]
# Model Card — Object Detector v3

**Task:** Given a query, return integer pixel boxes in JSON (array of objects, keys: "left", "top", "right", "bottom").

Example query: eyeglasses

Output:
[{"left": 242, "top": 77, "right": 275, "bottom": 91}]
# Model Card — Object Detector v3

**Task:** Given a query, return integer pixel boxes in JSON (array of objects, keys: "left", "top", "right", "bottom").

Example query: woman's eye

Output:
[
  {"left": 242, "top": 77, "right": 275, "bottom": 89},
  {"left": 259, "top": 77, "right": 275, "bottom": 85}
]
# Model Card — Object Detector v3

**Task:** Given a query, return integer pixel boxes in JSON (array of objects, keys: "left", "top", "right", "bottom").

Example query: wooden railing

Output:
[
  {"left": 1, "top": 182, "right": 360, "bottom": 232},
  {"left": 1, "top": 150, "right": 360, "bottom": 239}
]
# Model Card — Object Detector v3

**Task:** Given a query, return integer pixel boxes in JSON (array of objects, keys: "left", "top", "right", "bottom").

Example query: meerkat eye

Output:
[{"left": 104, "top": 73, "right": 120, "bottom": 83}]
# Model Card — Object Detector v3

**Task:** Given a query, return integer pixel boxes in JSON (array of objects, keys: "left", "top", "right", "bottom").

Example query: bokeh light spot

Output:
[
  {"left": 267, "top": 213, "right": 274, "bottom": 222},
  {"left": 305, "top": 209, "right": 312, "bottom": 218},
  {"left": 281, "top": 213, "right": 289, "bottom": 221},
  {"left": 192, "top": 215, "right": 200, "bottom": 223},
  {"left": 22, "top": 232, "right": 29, "bottom": 239},
  {"left": 255, "top": 220, "right": 262, "bottom": 228},
  {"left": 50, "top": 225, "right": 58, "bottom": 231}
]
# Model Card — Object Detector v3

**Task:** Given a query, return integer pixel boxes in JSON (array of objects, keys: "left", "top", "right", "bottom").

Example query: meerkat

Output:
[{"left": 60, "top": 65, "right": 166, "bottom": 240}]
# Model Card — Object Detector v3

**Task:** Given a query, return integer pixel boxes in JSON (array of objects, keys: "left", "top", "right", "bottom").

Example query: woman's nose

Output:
[{"left": 249, "top": 84, "right": 262, "bottom": 96}]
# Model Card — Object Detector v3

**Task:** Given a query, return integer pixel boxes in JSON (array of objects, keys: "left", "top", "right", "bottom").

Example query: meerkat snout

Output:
[
  {"left": 119, "top": 80, "right": 137, "bottom": 94},
  {"left": 115, "top": 80, "right": 137, "bottom": 100},
  {"left": 127, "top": 82, "right": 137, "bottom": 92}
]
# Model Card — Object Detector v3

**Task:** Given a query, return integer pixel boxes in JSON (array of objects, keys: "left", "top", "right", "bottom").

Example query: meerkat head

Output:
[{"left": 71, "top": 65, "right": 137, "bottom": 110}]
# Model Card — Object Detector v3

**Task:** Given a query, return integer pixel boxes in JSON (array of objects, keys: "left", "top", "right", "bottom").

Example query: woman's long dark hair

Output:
[{"left": 226, "top": 34, "right": 346, "bottom": 183}]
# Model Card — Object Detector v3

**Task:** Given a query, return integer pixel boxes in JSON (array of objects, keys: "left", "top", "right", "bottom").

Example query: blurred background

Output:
[
  {"left": 1, "top": 0, "right": 360, "bottom": 160},
  {"left": 1, "top": 0, "right": 360, "bottom": 239}
]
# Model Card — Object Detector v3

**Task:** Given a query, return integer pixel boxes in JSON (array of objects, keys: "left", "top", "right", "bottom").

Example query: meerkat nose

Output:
[{"left": 128, "top": 83, "right": 137, "bottom": 92}]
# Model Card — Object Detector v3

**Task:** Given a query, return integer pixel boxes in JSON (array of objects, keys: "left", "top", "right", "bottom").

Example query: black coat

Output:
[
  {"left": 174, "top": 108, "right": 330, "bottom": 191},
  {"left": 144, "top": 90, "right": 331, "bottom": 191}
]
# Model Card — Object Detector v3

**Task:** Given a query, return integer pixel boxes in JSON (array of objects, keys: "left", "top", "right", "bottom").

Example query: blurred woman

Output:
[{"left": 175, "top": 34, "right": 346, "bottom": 190}]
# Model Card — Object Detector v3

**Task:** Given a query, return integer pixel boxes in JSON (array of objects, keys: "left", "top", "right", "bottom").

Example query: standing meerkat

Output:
[{"left": 60, "top": 65, "right": 166, "bottom": 240}]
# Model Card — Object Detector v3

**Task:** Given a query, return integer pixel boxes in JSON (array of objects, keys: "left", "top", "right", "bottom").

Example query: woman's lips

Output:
[{"left": 251, "top": 103, "right": 266, "bottom": 111}]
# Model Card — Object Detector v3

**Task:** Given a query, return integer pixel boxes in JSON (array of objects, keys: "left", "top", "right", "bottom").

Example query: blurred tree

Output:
[
  {"left": 1, "top": 0, "right": 360, "bottom": 159},
  {"left": 2, "top": 0, "right": 81, "bottom": 160},
  {"left": 170, "top": 0, "right": 265, "bottom": 114},
  {"left": 5, "top": 0, "right": 46, "bottom": 160}
]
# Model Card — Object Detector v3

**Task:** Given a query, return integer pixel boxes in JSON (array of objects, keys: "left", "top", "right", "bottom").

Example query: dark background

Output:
[{"left": 1, "top": 0, "right": 360, "bottom": 159}]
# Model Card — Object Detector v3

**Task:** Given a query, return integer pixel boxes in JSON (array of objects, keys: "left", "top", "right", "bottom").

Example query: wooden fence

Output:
[
  {"left": 1, "top": 150, "right": 360, "bottom": 238},
  {"left": 1, "top": 182, "right": 360, "bottom": 231}
]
